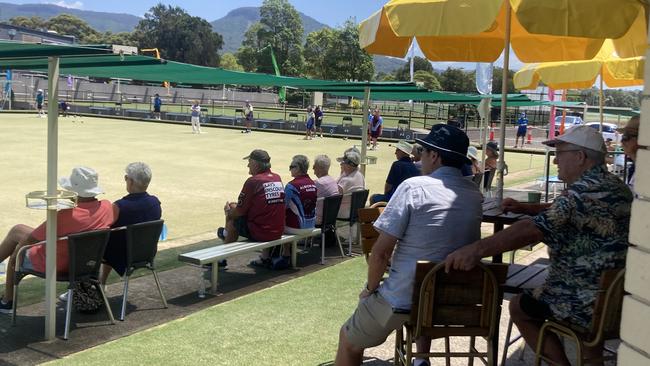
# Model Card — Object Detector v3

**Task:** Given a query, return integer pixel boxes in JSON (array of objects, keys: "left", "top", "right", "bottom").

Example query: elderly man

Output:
[
  {"left": 335, "top": 125, "right": 483, "bottom": 366},
  {"left": 218, "top": 149, "right": 285, "bottom": 268},
  {"left": 100, "top": 162, "right": 162, "bottom": 284},
  {"left": 445, "top": 126, "right": 632, "bottom": 365},
  {"left": 369, "top": 140, "right": 420, "bottom": 204},
  {"left": 0, "top": 167, "right": 115, "bottom": 313},
  {"left": 619, "top": 115, "right": 639, "bottom": 191}
]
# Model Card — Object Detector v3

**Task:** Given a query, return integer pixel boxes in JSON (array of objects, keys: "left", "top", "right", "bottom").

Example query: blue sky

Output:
[{"left": 5, "top": 0, "right": 387, "bottom": 26}]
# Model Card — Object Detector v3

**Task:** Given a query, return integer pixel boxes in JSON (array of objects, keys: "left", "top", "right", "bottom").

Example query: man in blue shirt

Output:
[
  {"left": 514, "top": 112, "right": 528, "bottom": 148},
  {"left": 152, "top": 94, "right": 162, "bottom": 120},
  {"left": 369, "top": 140, "right": 420, "bottom": 204},
  {"left": 335, "top": 125, "right": 483, "bottom": 366},
  {"left": 36, "top": 89, "right": 44, "bottom": 118}
]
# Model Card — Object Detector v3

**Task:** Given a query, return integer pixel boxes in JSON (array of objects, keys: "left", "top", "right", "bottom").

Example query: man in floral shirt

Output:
[{"left": 445, "top": 125, "right": 631, "bottom": 365}]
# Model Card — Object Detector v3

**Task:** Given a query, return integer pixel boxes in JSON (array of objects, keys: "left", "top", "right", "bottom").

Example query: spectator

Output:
[
  {"left": 59, "top": 100, "right": 70, "bottom": 117},
  {"left": 484, "top": 141, "right": 499, "bottom": 171},
  {"left": 411, "top": 143, "right": 423, "bottom": 170},
  {"left": 466, "top": 146, "right": 482, "bottom": 175},
  {"left": 313, "top": 155, "right": 339, "bottom": 225},
  {"left": 368, "top": 109, "right": 383, "bottom": 150},
  {"left": 190, "top": 101, "right": 201, "bottom": 134},
  {"left": 152, "top": 94, "right": 162, "bottom": 120},
  {"left": 514, "top": 112, "right": 528, "bottom": 148},
  {"left": 305, "top": 106, "right": 315, "bottom": 140},
  {"left": 336, "top": 148, "right": 365, "bottom": 220},
  {"left": 369, "top": 140, "right": 420, "bottom": 204},
  {"left": 619, "top": 115, "right": 639, "bottom": 191},
  {"left": 285, "top": 155, "right": 317, "bottom": 233},
  {"left": 335, "top": 125, "right": 483, "bottom": 365},
  {"left": 0, "top": 167, "right": 115, "bottom": 313},
  {"left": 242, "top": 101, "right": 254, "bottom": 134},
  {"left": 217, "top": 149, "right": 285, "bottom": 268},
  {"left": 445, "top": 125, "right": 632, "bottom": 365},
  {"left": 36, "top": 89, "right": 44, "bottom": 118},
  {"left": 99, "top": 162, "right": 162, "bottom": 285},
  {"left": 314, "top": 105, "right": 324, "bottom": 138}
]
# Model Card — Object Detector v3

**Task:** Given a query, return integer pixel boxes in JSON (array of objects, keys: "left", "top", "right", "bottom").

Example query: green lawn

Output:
[{"left": 45, "top": 257, "right": 367, "bottom": 366}]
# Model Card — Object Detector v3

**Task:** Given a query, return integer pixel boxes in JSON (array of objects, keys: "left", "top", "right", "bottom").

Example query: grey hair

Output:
[
  {"left": 125, "top": 162, "right": 152, "bottom": 190},
  {"left": 314, "top": 154, "right": 331, "bottom": 171},
  {"left": 291, "top": 154, "right": 310, "bottom": 174},
  {"left": 565, "top": 143, "right": 606, "bottom": 165}
]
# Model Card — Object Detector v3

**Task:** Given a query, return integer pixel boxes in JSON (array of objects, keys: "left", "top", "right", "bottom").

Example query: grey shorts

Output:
[
  {"left": 22, "top": 253, "right": 35, "bottom": 271},
  {"left": 342, "top": 292, "right": 410, "bottom": 349}
]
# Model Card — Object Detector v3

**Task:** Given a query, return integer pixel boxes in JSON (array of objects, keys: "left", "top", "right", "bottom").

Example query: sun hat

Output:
[
  {"left": 486, "top": 141, "right": 499, "bottom": 152},
  {"left": 58, "top": 166, "right": 104, "bottom": 198},
  {"left": 37, "top": 89, "right": 43, "bottom": 92},
  {"left": 467, "top": 146, "right": 479, "bottom": 160},
  {"left": 390, "top": 140, "right": 413, "bottom": 155},
  {"left": 336, "top": 149, "right": 361, "bottom": 167},
  {"left": 542, "top": 125, "right": 606, "bottom": 153},
  {"left": 243, "top": 149, "right": 271, "bottom": 163},
  {"left": 617, "top": 115, "right": 639, "bottom": 134},
  {"left": 415, "top": 124, "right": 471, "bottom": 164}
]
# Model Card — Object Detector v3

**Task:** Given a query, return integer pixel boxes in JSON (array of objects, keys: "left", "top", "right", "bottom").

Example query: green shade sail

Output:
[{"left": 0, "top": 41, "right": 112, "bottom": 58}]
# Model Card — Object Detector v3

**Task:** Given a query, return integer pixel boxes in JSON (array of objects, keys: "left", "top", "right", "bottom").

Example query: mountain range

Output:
[{"left": 0, "top": 2, "right": 405, "bottom": 74}]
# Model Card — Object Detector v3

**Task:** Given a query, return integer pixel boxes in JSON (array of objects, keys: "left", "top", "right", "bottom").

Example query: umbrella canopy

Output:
[
  {"left": 359, "top": 0, "right": 646, "bottom": 62},
  {"left": 514, "top": 40, "right": 644, "bottom": 89}
]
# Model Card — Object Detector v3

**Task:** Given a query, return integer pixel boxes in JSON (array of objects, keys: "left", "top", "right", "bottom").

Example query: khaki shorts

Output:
[{"left": 343, "top": 292, "right": 410, "bottom": 349}]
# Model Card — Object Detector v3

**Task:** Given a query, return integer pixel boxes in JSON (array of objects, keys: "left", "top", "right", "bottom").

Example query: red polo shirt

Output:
[{"left": 236, "top": 169, "right": 285, "bottom": 241}]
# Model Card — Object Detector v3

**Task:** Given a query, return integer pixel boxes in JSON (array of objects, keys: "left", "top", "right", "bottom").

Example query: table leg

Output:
[{"left": 493, "top": 222, "right": 504, "bottom": 263}]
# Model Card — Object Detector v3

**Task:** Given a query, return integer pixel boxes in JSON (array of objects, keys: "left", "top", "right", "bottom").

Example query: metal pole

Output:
[
  {"left": 599, "top": 69, "right": 604, "bottom": 132},
  {"left": 45, "top": 56, "right": 60, "bottom": 341},
  {"left": 360, "top": 86, "right": 371, "bottom": 176},
  {"left": 496, "top": 0, "right": 512, "bottom": 202}
]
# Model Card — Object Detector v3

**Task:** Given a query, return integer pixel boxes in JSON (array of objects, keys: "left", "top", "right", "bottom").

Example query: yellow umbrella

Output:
[{"left": 359, "top": 0, "right": 647, "bottom": 201}]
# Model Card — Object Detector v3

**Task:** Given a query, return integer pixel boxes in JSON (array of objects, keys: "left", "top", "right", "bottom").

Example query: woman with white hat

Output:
[
  {"left": 0, "top": 167, "right": 115, "bottom": 313},
  {"left": 466, "top": 146, "right": 482, "bottom": 175}
]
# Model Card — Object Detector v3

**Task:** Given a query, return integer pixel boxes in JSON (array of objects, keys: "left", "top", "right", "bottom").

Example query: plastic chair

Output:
[
  {"left": 318, "top": 194, "right": 344, "bottom": 264},
  {"left": 357, "top": 201, "right": 386, "bottom": 262},
  {"left": 534, "top": 269, "right": 625, "bottom": 366},
  {"left": 395, "top": 261, "right": 509, "bottom": 366},
  {"left": 337, "top": 189, "right": 370, "bottom": 256},
  {"left": 119, "top": 219, "right": 167, "bottom": 321},
  {"left": 12, "top": 229, "right": 115, "bottom": 340}
]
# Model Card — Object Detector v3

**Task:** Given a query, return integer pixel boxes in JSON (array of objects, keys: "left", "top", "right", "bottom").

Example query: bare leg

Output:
[
  {"left": 3, "top": 233, "right": 36, "bottom": 300},
  {"left": 223, "top": 203, "right": 239, "bottom": 244},
  {"left": 415, "top": 336, "right": 431, "bottom": 364},
  {"left": 0, "top": 225, "right": 33, "bottom": 262},
  {"left": 509, "top": 295, "right": 570, "bottom": 365},
  {"left": 335, "top": 326, "right": 364, "bottom": 366},
  {"left": 99, "top": 263, "right": 113, "bottom": 284}
]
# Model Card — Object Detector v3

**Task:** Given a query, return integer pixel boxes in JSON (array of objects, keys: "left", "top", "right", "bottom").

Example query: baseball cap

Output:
[
  {"left": 542, "top": 125, "right": 606, "bottom": 153},
  {"left": 415, "top": 124, "right": 471, "bottom": 164},
  {"left": 243, "top": 149, "right": 271, "bottom": 163}
]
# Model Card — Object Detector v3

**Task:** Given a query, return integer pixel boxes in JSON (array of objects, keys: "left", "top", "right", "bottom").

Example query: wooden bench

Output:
[{"left": 178, "top": 228, "right": 321, "bottom": 294}]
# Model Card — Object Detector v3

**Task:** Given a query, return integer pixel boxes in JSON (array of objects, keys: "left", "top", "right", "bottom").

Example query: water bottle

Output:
[{"left": 197, "top": 266, "right": 208, "bottom": 298}]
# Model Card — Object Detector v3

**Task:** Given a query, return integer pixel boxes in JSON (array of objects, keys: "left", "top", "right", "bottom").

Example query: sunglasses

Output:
[
  {"left": 289, "top": 165, "right": 297, "bottom": 169},
  {"left": 621, "top": 134, "right": 638, "bottom": 142}
]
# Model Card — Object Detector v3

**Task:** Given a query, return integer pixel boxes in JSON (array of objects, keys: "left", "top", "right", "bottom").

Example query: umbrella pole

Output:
[
  {"left": 360, "top": 86, "right": 371, "bottom": 175},
  {"left": 599, "top": 68, "right": 604, "bottom": 132},
  {"left": 45, "top": 56, "right": 60, "bottom": 341},
  {"left": 497, "top": 0, "right": 512, "bottom": 202}
]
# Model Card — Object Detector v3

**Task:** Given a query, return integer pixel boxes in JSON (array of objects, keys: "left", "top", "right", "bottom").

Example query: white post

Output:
[
  {"left": 360, "top": 86, "right": 371, "bottom": 176},
  {"left": 45, "top": 56, "right": 60, "bottom": 341},
  {"left": 497, "top": 0, "right": 512, "bottom": 202},
  {"left": 599, "top": 69, "right": 604, "bottom": 132}
]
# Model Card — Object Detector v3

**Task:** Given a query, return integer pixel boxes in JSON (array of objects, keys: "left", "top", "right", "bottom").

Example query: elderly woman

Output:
[
  {"left": 0, "top": 167, "right": 115, "bottom": 313},
  {"left": 100, "top": 162, "right": 162, "bottom": 284},
  {"left": 336, "top": 148, "right": 365, "bottom": 219},
  {"left": 285, "top": 155, "right": 318, "bottom": 233},
  {"left": 313, "top": 155, "right": 340, "bottom": 225}
]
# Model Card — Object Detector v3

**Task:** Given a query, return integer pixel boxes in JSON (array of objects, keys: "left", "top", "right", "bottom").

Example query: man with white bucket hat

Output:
[
  {"left": 0, "top": 167, "right": 114, "bottom": 313},
  {"left": 369, "top": 140, "right": 420, "bottom": 204},
  {"left": 445, "top": 125, "right": 632, "bottom": 364}
]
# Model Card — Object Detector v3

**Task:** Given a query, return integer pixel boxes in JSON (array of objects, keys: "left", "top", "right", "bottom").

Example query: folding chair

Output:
[
  {"left": 535, "top": 269, "right": 625, "bottom": 366},
  {"left": 13, "top": 229, "right": 115, "bottom": 340},
  {"left": 318, "top": 194, "right": 344, "bottom": 264},
  {"left": 395, "top": 261, "right": 509, "bottom": 366},
  {"left": 119, "top": 219, "right": 167, "bottom": 321},
  {"left": 338, "top": 189, "right": 369, "bottom": 256}
]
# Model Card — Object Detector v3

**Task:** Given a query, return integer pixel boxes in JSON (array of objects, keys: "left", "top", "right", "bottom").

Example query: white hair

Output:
[{"left": 125, "top": 162, "right": 152, "bottom": 190}]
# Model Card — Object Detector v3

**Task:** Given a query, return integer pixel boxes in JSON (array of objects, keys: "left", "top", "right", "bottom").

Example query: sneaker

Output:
[
  {"left": 217, "top": 260, "right": 228, "bottom": 269},
  {"left": 241, "top": 130, "right": 246, "bottom": 133},
  {"left": 58, "top": 292, "right": 69, "bottom": 302},
  {"left": 270, "top": 256, "right": 291, "bottom": 270},
  {"left": 217, "top": 227, "right": 226, "bottom": 240},
  {"left": 0, "top": 298, "right": 13, "bottom": 314},
  {"left": 249, "top": 257, "right": 271, "bottom": 268}
]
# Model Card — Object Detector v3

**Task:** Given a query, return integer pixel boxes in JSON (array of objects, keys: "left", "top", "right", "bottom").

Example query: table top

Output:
[{"left": 482, "top": 198, "right": 531, "bottom": 225}]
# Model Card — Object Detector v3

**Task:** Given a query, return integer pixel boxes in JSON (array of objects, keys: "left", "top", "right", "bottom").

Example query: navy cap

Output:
[{"left": 416, "top": 124, "right": 471, "bottom": 164}]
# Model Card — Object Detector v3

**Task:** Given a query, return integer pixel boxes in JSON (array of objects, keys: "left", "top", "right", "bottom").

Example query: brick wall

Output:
[{"left": 618, "top": 37, "right": 650, "bottom": 363}]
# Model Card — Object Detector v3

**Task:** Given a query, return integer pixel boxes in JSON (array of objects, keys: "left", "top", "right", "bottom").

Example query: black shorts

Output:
[
  {"left": 315, "top": 119, "right": 322, "bottom": 128},
  {"left": 37, "top": 103, "right": 43, "bottom": 109},
  {"left": 234, "top": 216, "right": 257, "bottom": 241},
  {"left": 519, "top": 293, "right": 552, "bottom": 321},
  {"left": 154, "top": 106, "right": 161, "bottom": 113}
]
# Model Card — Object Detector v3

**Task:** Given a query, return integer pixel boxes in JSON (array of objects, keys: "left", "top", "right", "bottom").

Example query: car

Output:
[
  {"left": 584, "top": 122, "right": 621, "bottom": 143},
  {"left": 554, "top": 115, "right": 584, "bottom": 127}
]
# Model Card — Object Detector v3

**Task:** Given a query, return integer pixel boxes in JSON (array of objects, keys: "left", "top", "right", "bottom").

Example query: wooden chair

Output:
[
  {"left": 13, "top": 229, "right": 115, "bottom": 340},
  {"left": 358, "top": 201, "right": 386, "bottom": 262},
  {"left": 534, "top": 269, "right": 625, "bottom": 366},
  {"left": 395, "top": 261, "right": 509, "bottom": 366},
  {"left": 119, "top": 219, "right": 167, "bottom": 321}
]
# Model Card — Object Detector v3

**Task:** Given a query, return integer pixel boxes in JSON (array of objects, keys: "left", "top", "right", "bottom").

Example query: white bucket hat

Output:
[
  {"left": 467, "top": 146, "right": 479, "bottom": 161},
  {"left": 58, "top": 166, "right": 104, "bottom": 197},
  {"left": 390, "top": 140, "right": 414, "bottom": 155}
]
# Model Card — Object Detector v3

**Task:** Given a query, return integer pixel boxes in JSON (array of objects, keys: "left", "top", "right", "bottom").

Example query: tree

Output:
[
  {"left": 135, "top": 4, "right": 223, "bottom": 66},
  {"left": 439, "top": 67, "right": 476, "bottom": 93},
  {"left": 303, "top": 27, "right": 335, "bottom": 79},
  {"left": 413, "top": 70, "right": 441, "bottom": 90},
  {"left": 394, "top": 56, "right": 434, "bottom": 81},
  {"left": 220, "top": 53, "right": 244, "bottom": 71},
  {"left": 236, "top": 0, "right": 304, "bottom": 76},
  {"left": 99, "top": 32, "right": 138, "bottom": 47},
  {"left": 9, "top": 16, "right": 47, "bottom": 30},
  {"left": 45, "top": 14, "right": 101, "bottom": 43},
  {"left": 491, "top": 67, "right": 515, "bottom": 94}
]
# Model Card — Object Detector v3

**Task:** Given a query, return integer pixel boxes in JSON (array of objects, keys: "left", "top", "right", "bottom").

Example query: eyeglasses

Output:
[
  {"left": 621, "top": 134, "right": 638, "bottom": 142},
  {"left": 289, "top": 165, "right": 297, "bottom": 169}
]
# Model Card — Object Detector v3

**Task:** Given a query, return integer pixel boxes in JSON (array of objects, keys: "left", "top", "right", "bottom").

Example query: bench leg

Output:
[
  {"left": 291, "top": 241, "right": 298, "bottom": 269},
  {"left": 210, "top": 263, "right": 219, "bottom": 294}
]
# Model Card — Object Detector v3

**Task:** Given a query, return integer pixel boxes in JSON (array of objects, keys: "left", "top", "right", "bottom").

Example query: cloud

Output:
[{"left": 43, "top": 1, "right": 84, "bottom": 9}]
